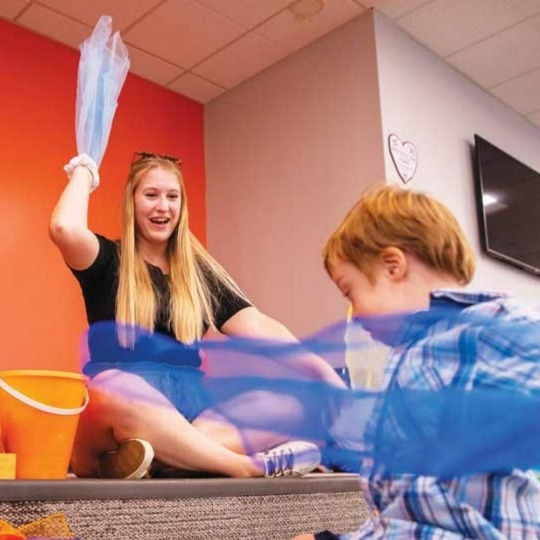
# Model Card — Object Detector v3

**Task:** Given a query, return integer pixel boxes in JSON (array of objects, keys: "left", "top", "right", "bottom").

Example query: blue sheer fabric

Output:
[
  {"left": 80, "top": 311, "right": 540, "bottom": 478},
  {"left": 75, "top": 15, "right": 129, "bottom": 166}
]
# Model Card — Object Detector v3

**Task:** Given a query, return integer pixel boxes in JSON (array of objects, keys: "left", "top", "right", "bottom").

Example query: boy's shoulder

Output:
[
  {"left": 431, "top": 288, "right": 508, "bottom": 308},
  {"left": 430, "top": 288, "right": 540, "bottom": 324},
  {"left": 392, "top": 288, "right": 540, "bottom": 391},
  {"left": 397, "top": 289, "right": 509, "bottom": 345}
]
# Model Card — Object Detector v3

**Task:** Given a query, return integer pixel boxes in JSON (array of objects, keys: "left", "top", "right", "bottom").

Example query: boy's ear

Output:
[{"left": 380, "top": 247, "right": 407, "bottom": 281}]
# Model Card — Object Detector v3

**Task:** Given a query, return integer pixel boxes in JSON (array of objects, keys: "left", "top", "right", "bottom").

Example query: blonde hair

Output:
[
  {"left": 116, "top": 156, "right": 247, "bottom": 343},
  {"left": 323, "top": 185, "right": 475, "bottom": 285}
]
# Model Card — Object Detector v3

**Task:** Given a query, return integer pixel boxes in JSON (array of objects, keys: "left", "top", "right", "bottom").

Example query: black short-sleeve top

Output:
[{"left": 70, "top": 234, "right": 252, "bottom": 339}]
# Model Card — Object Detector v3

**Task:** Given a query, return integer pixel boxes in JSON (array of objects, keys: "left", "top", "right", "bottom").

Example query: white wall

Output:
[
  {"left": 374, "top": 11, "right": 540, "bottom": 298},
  {"left": 205, "top": 11, "right": 385, "bottom": 336}
]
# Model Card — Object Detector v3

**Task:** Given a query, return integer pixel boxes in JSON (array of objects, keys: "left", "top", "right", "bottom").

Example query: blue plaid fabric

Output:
[{"left": 342, "top": 289, "right": 540, "bottom": 540}]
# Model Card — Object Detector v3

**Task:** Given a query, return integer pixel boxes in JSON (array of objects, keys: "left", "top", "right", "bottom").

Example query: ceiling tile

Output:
[
  {"left": 254, "top": 0, "right": 364, "bottom": 56},
  {"left": 36, "top": 0, "right": 164, "bottom": 31},
  {"left": 398, "top": 0, "right": 526, "bottom": 57},
  {"left": 124, "top": 0, "right": 245, "bottom": 68},
  {"left": 17, "top": 3, "right": 91, "bottom": 49},
  {"left": 193, "top": 32, "right": 285, "bottom": 88},
  {"left": 491, "top": 68, "right": 540, "bottom": 114},
  {"left": 195, "top": 0, "right": 291, "bottom": 29},
  {"left": 526, "top": 108, "right": 540, "bottom": 128},
  {"left": 361, "top": 0, "right": 433, "bottom": 20},
  {"left": 0, "top": 0, "right": 29, "bottom": 20},
  {"left": 168, "top": 72, "right": 226, "bottom": 103},
  {"left": 448, "top": 15, "right": 540, "bottom": 88},
  {"left": 127, "top": 45, "right": 184, "bottom": 86}
]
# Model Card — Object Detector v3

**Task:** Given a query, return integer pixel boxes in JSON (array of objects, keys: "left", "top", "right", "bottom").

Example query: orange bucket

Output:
[{"left": 0, "top": 370, "right": 88, "bottom": 479}]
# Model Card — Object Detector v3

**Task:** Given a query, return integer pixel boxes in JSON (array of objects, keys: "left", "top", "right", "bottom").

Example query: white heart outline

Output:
[{"left": 388, "top": 133, "right": 418, "bottom": 184}]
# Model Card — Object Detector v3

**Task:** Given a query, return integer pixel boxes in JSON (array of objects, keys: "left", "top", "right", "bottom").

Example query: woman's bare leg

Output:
[
  {"left": 71, "top": 370, "right": 265, "bottom": 478},
  {"left": 193, "top": 390, "right": 306, "bottom": 454}
]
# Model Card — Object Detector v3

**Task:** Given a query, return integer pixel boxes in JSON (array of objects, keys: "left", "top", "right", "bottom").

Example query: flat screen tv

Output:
[{"left": 473, "top": 135, "right": 540, "bottom": 277}]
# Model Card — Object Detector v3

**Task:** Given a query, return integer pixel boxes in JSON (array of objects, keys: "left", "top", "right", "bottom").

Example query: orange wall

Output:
[{"left": 0, "top": 19, "right": 206, "bottom": 372}]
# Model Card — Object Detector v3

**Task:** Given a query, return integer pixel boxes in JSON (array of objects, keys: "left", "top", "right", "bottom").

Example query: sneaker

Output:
[
  {"left": 99, "top": 439, "right": 155, "bottom": 479},
  {"left": 254, "top": 441, "right": 321, "bottom": 478}
]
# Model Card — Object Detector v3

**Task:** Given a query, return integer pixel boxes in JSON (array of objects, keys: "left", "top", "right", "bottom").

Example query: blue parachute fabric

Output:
[
  {"left": 80, "top": 308, "right": 540, "bottom": 478},
  {"left": 75, "top": 15, "right": 129, "bottom": 166},
  {"left": 372, "top": 385, "right": 540, "bottom": 478}
]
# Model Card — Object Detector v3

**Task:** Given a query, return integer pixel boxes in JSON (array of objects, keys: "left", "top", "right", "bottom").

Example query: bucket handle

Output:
[{"left": 0, "top": 377, "right": 89, "bottom": 416}]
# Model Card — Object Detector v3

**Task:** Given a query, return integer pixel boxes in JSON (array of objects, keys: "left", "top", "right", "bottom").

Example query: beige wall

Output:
[
  {"left": 374, "top": 11, "right": 540, "bottom": 298},
  {"left": 205, "top": 11, "right": 385, "bottom": 336}
]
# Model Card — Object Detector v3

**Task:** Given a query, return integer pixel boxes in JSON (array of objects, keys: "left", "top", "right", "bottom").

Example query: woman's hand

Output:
[
  {"left": 221, "top": 307, "right": 348, "bottom": 388},
  {"left": 64, "top": 153, "right": 100, "bottom": 192}
]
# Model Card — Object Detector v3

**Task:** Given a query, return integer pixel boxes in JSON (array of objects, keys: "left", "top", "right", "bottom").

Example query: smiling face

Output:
[{"left": 133, "top": 166, "right": 181, "bottom": 249}]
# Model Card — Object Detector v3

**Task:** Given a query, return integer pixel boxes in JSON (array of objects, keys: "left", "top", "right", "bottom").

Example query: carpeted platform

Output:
[{"left": 0, "top": 474, "right": 368, "bottom": 540}]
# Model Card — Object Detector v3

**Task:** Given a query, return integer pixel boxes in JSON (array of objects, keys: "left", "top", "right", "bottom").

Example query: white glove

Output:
[{"left": 64, "top": 153, "right": 100, "bottom": 192}]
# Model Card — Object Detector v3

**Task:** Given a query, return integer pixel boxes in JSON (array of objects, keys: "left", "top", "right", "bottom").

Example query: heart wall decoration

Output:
[{"left": 388, "top": 133, "right": 418, "bottom": 184}]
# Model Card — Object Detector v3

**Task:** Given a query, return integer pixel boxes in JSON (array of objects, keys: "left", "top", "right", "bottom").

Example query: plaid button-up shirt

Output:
[{"left": 343, "top": 289, "right": 540, "bottom": 540}]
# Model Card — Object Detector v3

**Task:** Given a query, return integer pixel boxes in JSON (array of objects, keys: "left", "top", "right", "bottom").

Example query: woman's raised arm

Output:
[{"left": 49, "top": 155, "right": 100, "bottom": 270}]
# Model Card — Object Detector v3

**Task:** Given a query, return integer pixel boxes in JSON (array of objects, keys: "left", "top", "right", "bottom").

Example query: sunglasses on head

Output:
[{"left": 132, "top": 151, "right": 182, "bottom": 165}]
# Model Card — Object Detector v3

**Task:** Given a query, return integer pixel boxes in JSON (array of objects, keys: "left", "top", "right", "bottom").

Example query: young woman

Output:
[{"left": 50, "top": 152, "right": 343, "bottom": 479}]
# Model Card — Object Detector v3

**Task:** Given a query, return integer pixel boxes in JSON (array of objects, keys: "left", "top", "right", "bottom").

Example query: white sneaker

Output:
[{"left": 255, "top": 441, "right": 321, "bottom": 478}]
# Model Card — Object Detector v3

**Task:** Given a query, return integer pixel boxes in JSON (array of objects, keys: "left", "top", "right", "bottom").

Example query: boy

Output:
[{"left": 294, "top": 185, "right": 540, "bottom": 539}]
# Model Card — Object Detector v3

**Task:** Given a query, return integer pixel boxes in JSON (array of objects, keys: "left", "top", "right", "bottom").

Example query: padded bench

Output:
[{"left": 0, "top": 473, "right": 367, "bottom": 540}]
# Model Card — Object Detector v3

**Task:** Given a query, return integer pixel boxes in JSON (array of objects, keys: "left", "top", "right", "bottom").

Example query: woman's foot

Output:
[{"left": 253, "top": 441, "right": 321, "bottom": 478}]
